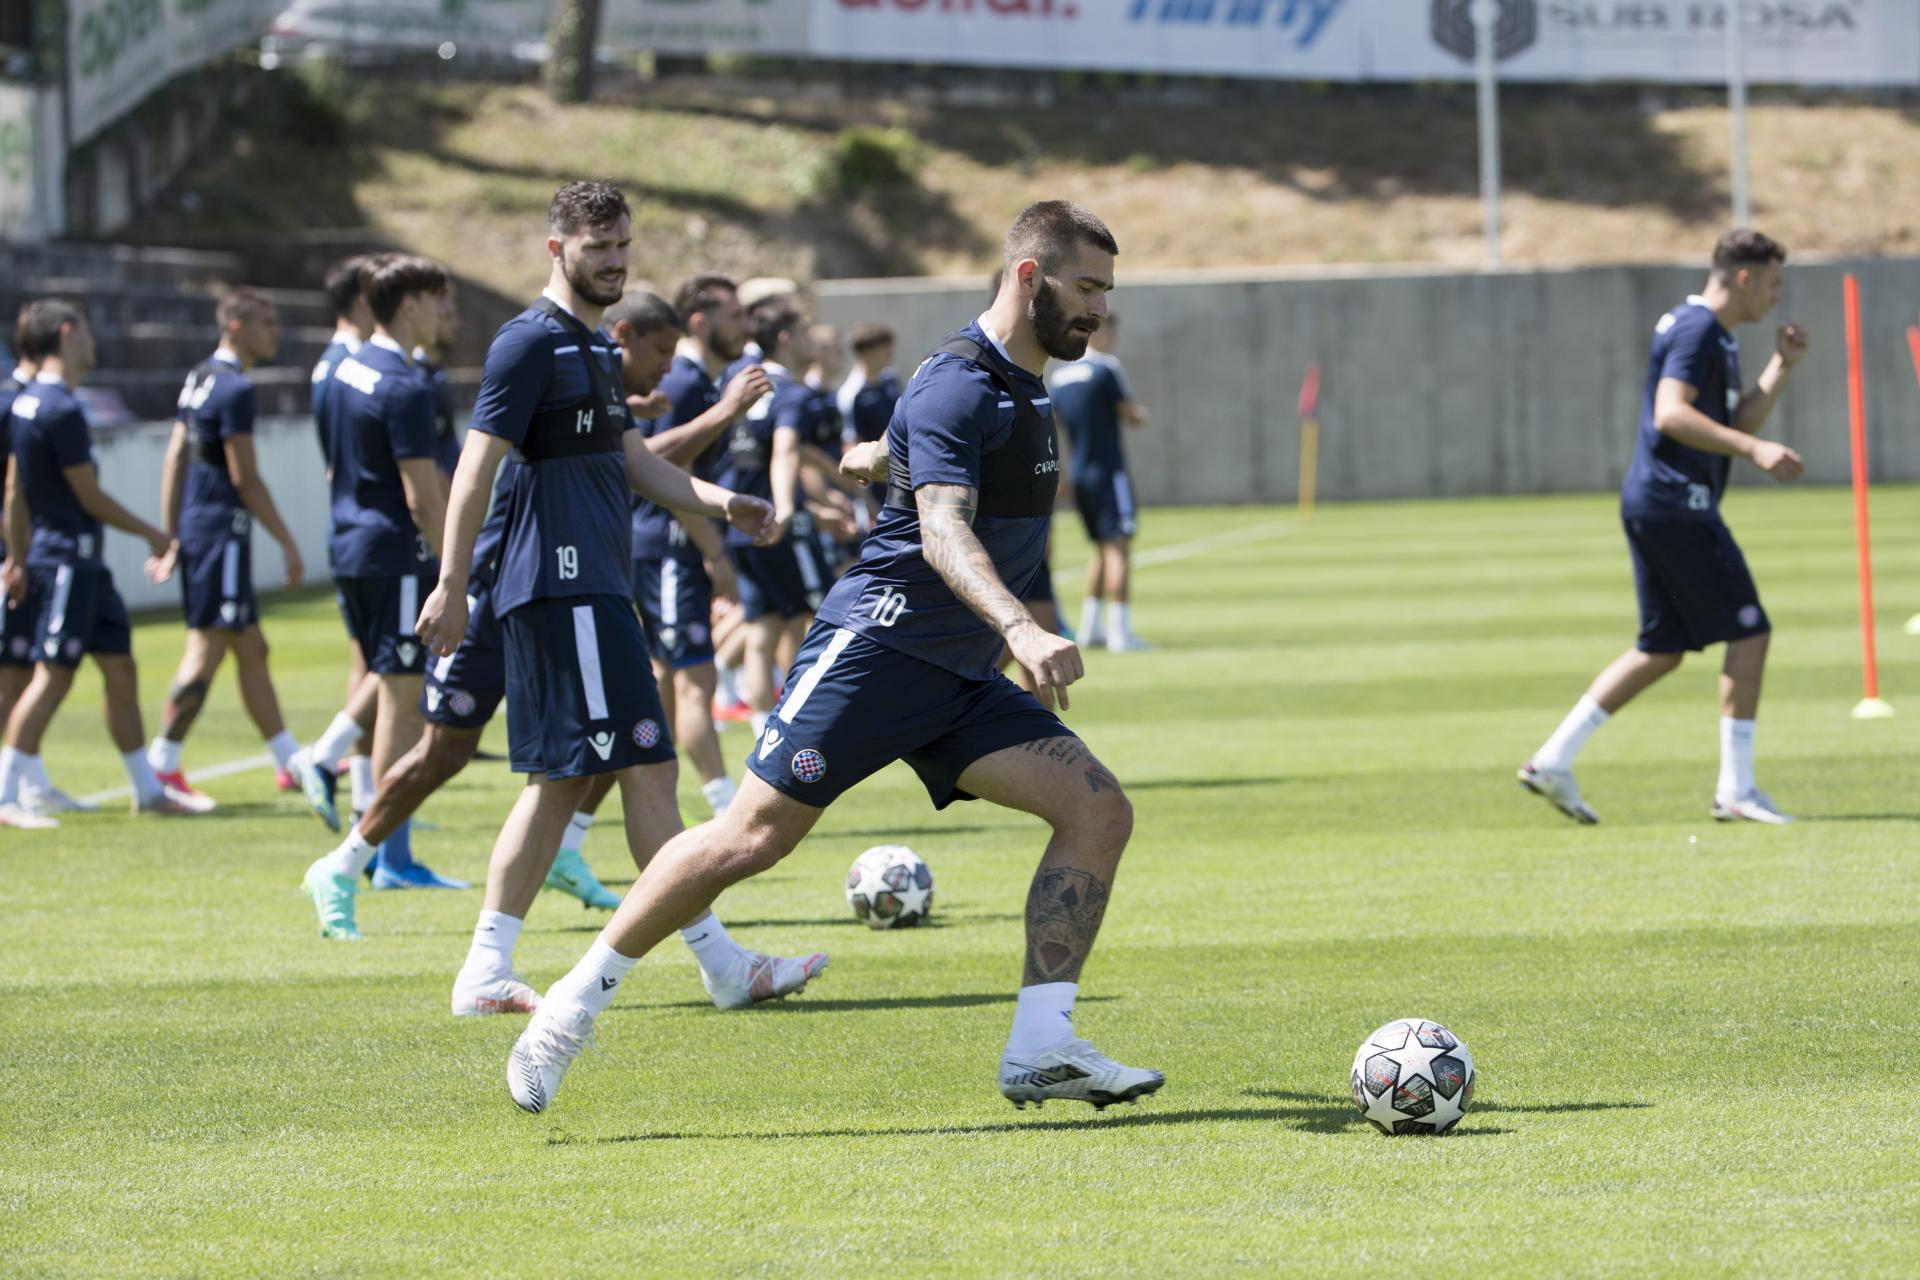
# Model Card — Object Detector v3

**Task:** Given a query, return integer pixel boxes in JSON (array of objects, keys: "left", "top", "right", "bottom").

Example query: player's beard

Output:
[
  {"left": 563, "top": 248, "right": 625, "bottom": 308},
  {"left": 1031, "top": 279, "right": 1096, "bottom": 361}
]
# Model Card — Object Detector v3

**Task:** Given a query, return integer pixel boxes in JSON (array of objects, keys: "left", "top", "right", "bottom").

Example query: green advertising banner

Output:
[{"left": 68, "top": 0, "right": 280, "bottom": 144}]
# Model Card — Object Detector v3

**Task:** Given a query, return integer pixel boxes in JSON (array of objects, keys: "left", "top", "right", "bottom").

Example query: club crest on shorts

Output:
[
  {"left": 63, "top": 637, "right": 82, "bottom": 659},
  {"left": 9, "top": 637, "right": 26, "bottom": 658},
  {"left": 449, "top": 689, "right": 476, "bottom": 718},
  {"left": 689, "top": 623, "right": 709, "bottom": 646},
  {"left": 633, "top": 718, "right": 661, "bottom": 748},
  {"left": 1738, "top": 604, "right": 1761, "bottom": 628},
  {"left": 791, "top": 748, "right": 827, "bottom": 784}
]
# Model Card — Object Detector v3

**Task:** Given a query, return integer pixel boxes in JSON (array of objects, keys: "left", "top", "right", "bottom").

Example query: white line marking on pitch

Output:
[
  {"left": 80, "top": 752, "right": 276, "bottom": 807},
  {"left": 1124, "top": 517, "right": 1294, "bottom": 570}
]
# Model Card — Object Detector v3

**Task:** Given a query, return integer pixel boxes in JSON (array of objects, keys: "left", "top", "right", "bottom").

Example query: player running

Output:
[
  {"left": 147, "top": 289, "right": 311, "bottom": 797},
  {"left": 0, "top": 302, "right": 210, "bottom": 821},
  {"left": 414, "top": 181, "right": 826, "bottom": 1013},
  {"left": 1049, "top": 313, "right": 1150, "bottom": 651},
  {"left": 501, "top": 200, "right": 1161, "bottom": 1116},
  {"left": 1520, "top": 229, "right": 1808, "bottom": 826}
]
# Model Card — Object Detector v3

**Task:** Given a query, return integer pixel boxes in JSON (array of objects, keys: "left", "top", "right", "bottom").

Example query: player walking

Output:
[
  {"left": 414, "top": 181, "right": 826, "bottom": 1012},
  {"left": 147, "top": 290, "right": 311, "bottom": 796},
  {"left": 501, "top": 201, "right": 1162, "bottom": 1115},
  {"left": 1049, "top": 313, "right": 1149, "bottom": 651},
  {"left": 1520, "top": 229, "right": 1808, "bottom": 825}
]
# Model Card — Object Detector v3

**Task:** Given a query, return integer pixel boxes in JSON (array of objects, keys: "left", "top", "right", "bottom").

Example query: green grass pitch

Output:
[{"left": 6, "top": 488, "right": 1920, "bottom": 1277}]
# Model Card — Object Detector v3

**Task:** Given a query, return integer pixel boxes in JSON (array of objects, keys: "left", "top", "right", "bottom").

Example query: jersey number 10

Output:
[{"left": 870, "top": 588, "right": 908, "bottom": 627}]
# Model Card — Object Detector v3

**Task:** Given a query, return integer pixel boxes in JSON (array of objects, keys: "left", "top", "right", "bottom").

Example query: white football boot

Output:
[
  {"left": 452, "top": 971, "right": 542, "bottom": 1017},
  {"left": 17, "top": 783, "right": 97, "bottom": 816},
  {"left": 999, "top": 1036, "right": 1166, "bottom": 1111},
  {"left": 1516, "top": 761, "right": 1599, "bottom": 824},
  {"left": 507, "top": 1001, "right": 597, "bottom": 1114},
  {"left": 702, "top": 949, "right": 829, "bottom": 1011},
  {"left": 1711, "top": 789, "right": 1793, "bottom": 824},
  {"left": 0, "top": 802, "right": 59, "bottom": 829}
]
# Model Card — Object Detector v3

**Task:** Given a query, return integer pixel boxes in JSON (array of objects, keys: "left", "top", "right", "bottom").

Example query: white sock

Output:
[
  {"left": 1079, "top": 597, "right": 1104, "bottom": 641},
  {"left": 0, "top": 746, "right": 24, "bottom": 804},
  {"left": 23, "top": 753, "right": 51, "bottom": 792},
  {"left": 560, "top": 811, "right": 593, "bottom": 855},
  {"left": 1006, "top": 982, "right": 1078, "bottom": 1055},
  {"left": 325, "top": 827, "right": 379, "bottom": 879},
  {"left": 548, "top": 938, "right": 639, "bottom": 1017},
  {"left": 266, "top": 730, "right": 299, "bottom": 770},
  {"left": 701, "top": 775, "right": 737, "bottom": 815},
  {"left": 123, "top": 750, "right": 164, "bottom": 804},
  {"left": 1533, "top": 695, "right": 1610, "bottom": 771},
  {"left": 1718, "top": 717, "right": 1757, "bottom": 800},
  {"left": 349, "top": 757, "right": 376, "bottom": 813},
  {"left": 1105, "top": 601, "right": 1131, "bottom": 643},
  {"left": 679, "top": 914, "right": 741, "bottom": 980},
  {"left": 311, "top": 712, "right": 363, "bottom": 771},
  {"left": 714, "top": 664, "right": 740, "bottom": 706},
  {"left": 462, "top": 910, "right": 522, "bottom": 982},
  {"left": 147, "top": 736, "right": 183, "bottom": 775},
  {"left": 750, "top": 710, "right": 769, "bottom": 738}
]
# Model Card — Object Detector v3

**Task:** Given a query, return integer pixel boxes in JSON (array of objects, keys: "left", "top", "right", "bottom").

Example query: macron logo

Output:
[
  {"left": 588, "top": 732, "right": 615, "bottom": 761},
  {"left": 758, "top": 727, "right": 783, "bottom": 761}
]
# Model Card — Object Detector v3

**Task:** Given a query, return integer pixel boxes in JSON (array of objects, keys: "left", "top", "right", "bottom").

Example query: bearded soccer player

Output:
[
  {"left": 148, "top": 290, "right": 314, "bottom": 797},
  {"left": 503, "top": 200, "right": 1160, "bottom": 1116},
  {"left": 414, "top": 181, "right": 826, "bottom": 1013},
  {"left": 1520, "top": 229, "right": 1808, "bottom": 826}
]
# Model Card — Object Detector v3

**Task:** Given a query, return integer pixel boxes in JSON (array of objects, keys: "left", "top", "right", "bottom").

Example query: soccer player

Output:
[
  {"left": 413, "top": 180, "right": 826, "bottom": 1013},
  {"left": 1049, "top": 313, "right": 1149, "bottom": 651},
  {"left": 631, "top": 272, "right": 769, "bottom": 817},
  {"left": 0, "top": 301, "right": 211, "bottom": 821},
  {"left": 1520, "top": 229, "right": 1808, "bottom": 826},
  {"left": 146, "top": 290, "right": 312, "bottom": 797},
  {"left": 503, "top": 200, "right": 1162, "bottom": 1116},
  {"left": 302, "top": 255, "right": 455, "bottom": 904},
  {"left": 0, "top": 321, "right": 66, "bottom": 826}
]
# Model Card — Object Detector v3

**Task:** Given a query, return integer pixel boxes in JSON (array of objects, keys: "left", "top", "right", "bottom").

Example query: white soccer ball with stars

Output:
[
  {"left": 1350, "top": 1017, "right": 1475, "bottom": 1135},
  {"left": 845, "top": 845, "right": 934, "bottom": 930}
]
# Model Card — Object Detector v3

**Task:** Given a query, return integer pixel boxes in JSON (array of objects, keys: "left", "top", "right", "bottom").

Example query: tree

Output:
[{"left": 545, "top": 0, "right": 603, "bottom": 104}]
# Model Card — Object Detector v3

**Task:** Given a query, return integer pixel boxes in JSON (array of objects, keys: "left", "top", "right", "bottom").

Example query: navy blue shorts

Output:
[
  {"left": 746, "top": 623, "right": 1070, "bottom": 809},
  {"left": 179, "top": 532, "right": 257, "bottom": 632},
  {"left": 336, "top": 573, "right": 429, "bottom": 675},
  {"left": 31, "top": 564, "right": 131, "bottom": 668},
  {"left": 1074, "top": 470, "right": 1138, "bottom": 543},
  {"left": 632, "top": 553, "right": 714, "bottom": 669},
  {"left": 423, "top": 577, "right": 505, "bottom": 730},
  {"left": 502, "top": 594, "right": 676, "bottom": 780},
  {"left": 1624, "top": 517, "right": 1770, "bottom": 653},
  {"left": 729, "top": 538, "right": 827, "bottom": 622},
  {"left": 1022, "top": 555, "right": 1054, "bottom": 606},
  {"left": 1, "top": 569, "right": 45, "bottom": 667}
]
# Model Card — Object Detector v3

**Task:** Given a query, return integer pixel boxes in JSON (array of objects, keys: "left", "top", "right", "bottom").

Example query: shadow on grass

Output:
[
  {"left": 562, "top": 1104, "right": 1278, "bottom": 1146},
  {"left": 819, "top": 825, "right": 1008, "bottom": 840},
  {"left": 1126, "top": 776, "right": 1295, "bottom": 793},
  {"left": 610, "top": 992, "right": 1118, "bottom": 1015},
  {"left": 1797, "top": 813, "right": 1920, "bottom": 823},
  {"left": 1247, "top": 1088, "right": 1641, "bottom": 1135}
]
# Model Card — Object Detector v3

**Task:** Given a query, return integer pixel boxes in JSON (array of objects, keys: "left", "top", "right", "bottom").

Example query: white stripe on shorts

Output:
[
  {"left": 432, "top": 594, "right": 479, "bottom": 681},
  {"left": 398, "top": 576, "right": 418, "bottom": 637},
  {"left": 46, "top": 564, "right": 73, "bottom": 635},
  {"left": 221, "top": 541, "right": 241, "bottom": 600},
  {"left": 661, "top": 558, "right": 680, "bottom": 627},
  {"left": 573, "top": 604, "right": 610, "bottom": 721},
  {"left": 792, "top": 539, "right": 822, "bottom": 594},
  {"left": 1113, "top": 472, "right": 1135, "bottom": 520},
  {"left": 779, "top": 627, "right": 855, "bottom": 726}
]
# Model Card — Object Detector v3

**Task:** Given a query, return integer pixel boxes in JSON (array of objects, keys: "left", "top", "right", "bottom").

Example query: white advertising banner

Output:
[
  {"left": 0, "top": 82, "right": 35, "bottom": 237},
  {"left": 69, "top": 0, "right": 282, "bottom": 145},
  {"left": 262, "top": 0, "right": 550, "bottom": 56}
]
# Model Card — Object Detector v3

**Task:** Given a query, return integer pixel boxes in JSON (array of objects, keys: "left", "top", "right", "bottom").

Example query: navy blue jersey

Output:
[
  {"left": 721, "top": 362, "right": 810, "bottom": 549},
  {"left": 469, "top": 300, "right": 634, "bottom": 617},
  {"left": 813, "top": 320, "right": 1054, "bottom": 680},
  {"left": 9, "top": 377, "right": 105, "bottom": 568},
  {"left": 803, "top": 384, "right": 843, "bottom": 456},
  {"left": 420, "top": 356, "right": 463, "bottom": 477},
  {"left": 323, "top": 336, "right": 442, "bottom": 578},
  {"left": 1622, "top": 298, "right": 1741, "bottom": 521},
  {"left": 1049, "top": 351, "right": 1132, "bottom": 474},
  {"left": 846, "top": 370, "right": 901, "bottom": 445},
  {"left": 311, "top": 336, "right": 356, "bottom": 461},
  {"left": 176, "top": 353, "right": 256, "bottom": 545},
  {"left": 0, "top": 369, "right": 25, "bottom": 560},
  {"left": 630, "top": 353, "right": 725, "bottom": 562},
  {"left": 469, "top": 460, "right": 516, "bottom": 591}
]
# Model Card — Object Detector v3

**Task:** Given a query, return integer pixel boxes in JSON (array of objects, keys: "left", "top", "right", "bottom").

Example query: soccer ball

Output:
[
  {"left": 845, "top": 845, "right": 933, "bottom": 929},
  {"left": 1350, "top": 1018, "right": 1475, "bottom": 1135}
]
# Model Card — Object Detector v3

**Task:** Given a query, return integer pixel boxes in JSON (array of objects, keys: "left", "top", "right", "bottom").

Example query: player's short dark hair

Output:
[
  {"left": 364, "top": 255, "right": 448, "bottom": 325},
  {"left": 1712, "top": 229, "right": 1787, "bottom": 276},
  {"left": 605, "top": 292, "right": 682, "bottom": 339},
  {"left": 1003, "top": 201, "right": 1118, "bottom": 275},
  {"left": 17, "top": 299, "right": 87, "bottom": 362},
  {"left": 14, "top": 302, "right": 33, "bottom": 360},
  {"left": 548, "top": 180, "right": 632, "bottom": 237},
  {"left": 216, "top": 288, "right": 274, "bottom": 331},
  {"left": 849, "top": 323, "right": 894, "bottom": 354},
  {"left": 751, "top": 304, "right": 803, "bottom": 357},
  {"left": 323, "top": 255, "right": 372, "bottom": 321},
  {"left": 673, "top": 273, "right": 738, "bottom": 322}
]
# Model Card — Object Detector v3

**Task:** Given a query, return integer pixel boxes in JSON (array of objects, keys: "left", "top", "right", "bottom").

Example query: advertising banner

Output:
[
  {"left": 69, "top": 0, "right": 282, "bottom": 145},
  {"left": 0, "top": 81, "right": 35, "bottom": 237},
  {"left": 605, "top": 0, "right": 811, "bottom": 56}
]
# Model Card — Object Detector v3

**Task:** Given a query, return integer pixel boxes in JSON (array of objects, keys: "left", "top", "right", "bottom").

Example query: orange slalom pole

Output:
[{"left": 1845, "top": 274, "right": 1892, "bottom": 718}]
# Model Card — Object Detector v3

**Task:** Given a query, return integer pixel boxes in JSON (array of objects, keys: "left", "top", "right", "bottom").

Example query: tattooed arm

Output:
[{"left": 916, "top": 481, "right": 1084, "bottom": 709}]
